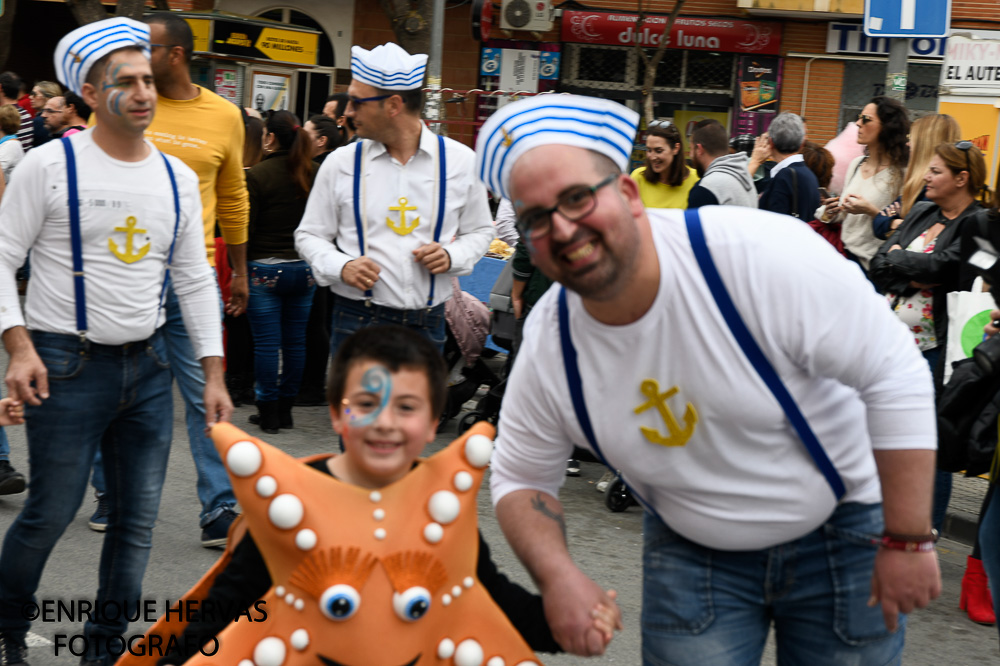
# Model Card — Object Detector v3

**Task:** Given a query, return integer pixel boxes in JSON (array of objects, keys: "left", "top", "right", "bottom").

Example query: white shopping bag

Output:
[{"left": 944, "top": 277, "right": 995, "bottom": 384}]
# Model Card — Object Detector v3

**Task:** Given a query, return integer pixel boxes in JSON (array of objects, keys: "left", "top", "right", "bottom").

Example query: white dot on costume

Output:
[
  {"left": 454, "top": 471, "right": 473, "bottom": 492},
  {"left": 268, "top": 494, "right": 304, "bottom": 529},
  {"left": 238, "top": 660, "right": 254, "bottom": 666},
  {"left": 452, "top": 585, "right": 462, "bottom": 597},
  {"left": 370, "top": 491, "right": 382, "bottom": 502},
  {"left": 252, "top": 636, "right": 286, "bottom": 666},
  {"left": 437, "top": 638, "right": 456, "bottom": 658},
  {"left": 294, "top": 599, "right": 304, "bottom": 611},
  {"left": 295, "top": 529, "right": 317, "bottom": 550},
  {"left": 464, "top": 434, "right": 493, "bottom": 468},
  {"left": 285, "top": 593, "right": 295, "bottom": 605},
  {"left": 424, "top": 522, "right": 443, "bottom": 544},
  {"left": 442, "top": 594, "right": 452, "bottom": 606},
  {"left": 428, "top": 490, "right": 461, "bottom": 525},
  {"left": 290, "top": 629, "right": 309, "bottom": 651},
  {"left": 276, "top": 586, "right": 286, "bottom": 596},
  {"left": 373, "top": 508, "right": 385, "bottom": 521},
  {"left": 226, "top": 441, "right": 262, "bottom": 477},
  {"left": 464, "top": 577, "right": 474, "bottom": 588},
  {"left": 454, "top": 639, "right": 484, "bottom": 666},
  {"left": 256, "top": 475, "right": 278, "bottom": 498},
  {"left": 514, "top": 662, "right": 539, "bottom": 666},
  {"left": 487, "top": 658, "right": 506, "bottom": 666}
]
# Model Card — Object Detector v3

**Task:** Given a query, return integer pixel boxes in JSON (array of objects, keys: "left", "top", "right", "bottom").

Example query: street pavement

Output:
[{"left": 0, "top": 381, "right": 997, "bottom": 664}]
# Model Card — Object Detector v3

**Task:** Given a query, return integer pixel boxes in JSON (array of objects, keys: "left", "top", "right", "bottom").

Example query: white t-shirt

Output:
[
  {"left": 491, "top": 206, "right": 935, "bottom": 551},
  {"left": 0, "top": 136, "right": 24, "bottom": 183},
  {"left": 0, "top": 131, "right": 222, "bottom": 356},
  {"left": 295, "top": 125, "right": 494, "bottom": 310}
]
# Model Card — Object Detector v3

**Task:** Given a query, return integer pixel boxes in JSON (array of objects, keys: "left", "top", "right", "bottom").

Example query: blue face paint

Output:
[
  {"left": 343, "top": 365, "right": 392, "bottom": 428},
  {"left": 101, "top": 61, "right": 130, "bottom": 117}
]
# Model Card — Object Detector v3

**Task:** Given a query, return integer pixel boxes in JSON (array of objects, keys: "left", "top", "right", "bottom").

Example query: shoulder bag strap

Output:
[
  {"left": 61, "top": 137, "right": 87, "bottom": 341},
  {"left": 789, "top": 165, "right": 799, "bottom": 219},
  {"left": 683, "top": 207, "right": 846, "bottom": 500},
  {"left": 425, "top": 134, "right": 447, "bottom": 308}
]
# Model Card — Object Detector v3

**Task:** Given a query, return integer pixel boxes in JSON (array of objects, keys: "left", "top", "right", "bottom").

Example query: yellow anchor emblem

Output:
[
  {"left": 387, "top": 197, "right": 420, "bottom": 236},
  {"left": 108, "top": 216, "right": 151, "bottom": 264},
  {"left": 633, "top": 379, "right": 698, "bottom": 448}
]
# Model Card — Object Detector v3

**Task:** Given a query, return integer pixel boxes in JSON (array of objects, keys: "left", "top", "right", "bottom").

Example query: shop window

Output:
[
  {"left": 576, "top": 46, "right": 631, "bottom": 85},
  {"left": 686, "top": 52, "right": 734, "bottom": 90},
  {"left": 839, "top": 61, "right": 940, "bottom": 130},
  {"left": 635, "top": 49, "right": 683, "bottom": 88},
  {"left": 256, "top": 8, "right": 335, "bottom": 68}
]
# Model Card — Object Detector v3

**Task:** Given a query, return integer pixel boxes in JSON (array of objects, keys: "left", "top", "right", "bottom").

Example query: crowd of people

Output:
[{"left": 0, "top": 12, "right": 996, "bottom": 666}]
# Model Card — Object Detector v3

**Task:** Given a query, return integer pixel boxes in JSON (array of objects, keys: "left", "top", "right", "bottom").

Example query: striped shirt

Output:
[{"left": 11, "top": 104, "right": 32, "bottom": 152}]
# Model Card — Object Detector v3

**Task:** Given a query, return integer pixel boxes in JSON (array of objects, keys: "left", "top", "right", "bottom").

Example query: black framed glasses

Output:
[
  {"left": 348, "top": 93, "right": 393, "bottom": 107},
  {"left": 40, "top": 107, "right": 63, "bottom": 115},
  {"left": 956, "top": 140, "right": 974, "bottom": 173},
  {"left": 515, "top": 174, "right": 618, "bottom": 240},
  {"left": 857, "top": 113, "right": 874, "bottom": 125}
]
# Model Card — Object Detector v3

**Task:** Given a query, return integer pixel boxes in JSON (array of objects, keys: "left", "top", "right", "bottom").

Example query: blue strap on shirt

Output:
[
  {"left": 352, "top": 135, "right": 448, "bottom": 308},
  {"left": 61, "top": 137, "right": 181, "bottom": 342},
  {"left": 557, "top": 208, "right": 845, "bottom": 513}
]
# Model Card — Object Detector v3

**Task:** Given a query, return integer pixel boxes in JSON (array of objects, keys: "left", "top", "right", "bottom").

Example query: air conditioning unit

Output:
[{"left": 500, "top": 0, "right": 553, "bottom": 32}]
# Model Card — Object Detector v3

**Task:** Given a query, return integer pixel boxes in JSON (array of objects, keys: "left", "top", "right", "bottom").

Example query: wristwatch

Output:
[{"left": 879, "top": 529, "right": 939, "bottom": 553}]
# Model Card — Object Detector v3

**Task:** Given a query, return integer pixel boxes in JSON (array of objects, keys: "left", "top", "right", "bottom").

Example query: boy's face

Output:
[{"left": 330, "top": 360, "right": 438, "bottom": 488}]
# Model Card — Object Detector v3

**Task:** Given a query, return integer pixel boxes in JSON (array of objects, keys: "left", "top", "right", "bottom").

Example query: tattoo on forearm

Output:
[{"left": 530, "top": 492, "right": 567, "bottom": 542}]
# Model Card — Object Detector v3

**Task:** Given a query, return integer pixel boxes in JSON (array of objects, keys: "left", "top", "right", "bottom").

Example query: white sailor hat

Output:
[
  {"left": 475, "top": 94, "right": 639, "bottom": 200},
  {"left": 54, "top": 17, "right": 150, "bottom": 96},
  {"left": 350, "top": 42, "right": 428, "bottom": 91}
]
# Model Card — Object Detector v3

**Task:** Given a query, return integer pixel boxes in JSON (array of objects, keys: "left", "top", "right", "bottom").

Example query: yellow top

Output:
[
  {"left": 630, "top": 165, "right": 697, "bottom": 209},
  {"left": 144, "top": 86, "right": 248, "bottom": 265}
]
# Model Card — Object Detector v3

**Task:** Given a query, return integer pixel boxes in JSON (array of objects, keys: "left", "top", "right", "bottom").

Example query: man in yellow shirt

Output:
[{"left": 88, "top": 12, "right": 249, "bottom": 548}]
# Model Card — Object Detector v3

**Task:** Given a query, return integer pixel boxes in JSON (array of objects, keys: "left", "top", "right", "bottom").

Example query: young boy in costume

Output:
[{"left": 154, "top": 325, "right": 620, "bottom": 664}]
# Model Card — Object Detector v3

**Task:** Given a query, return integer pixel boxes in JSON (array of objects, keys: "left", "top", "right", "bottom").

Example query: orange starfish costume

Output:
[{"left": 120, "top": 421, "right": 541, "bottom": 666}]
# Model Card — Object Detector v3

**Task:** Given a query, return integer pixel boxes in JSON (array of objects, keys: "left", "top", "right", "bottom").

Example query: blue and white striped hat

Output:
[
  {"left": 475, "top": 94, "right": 639, "bottom": 200},
  {"left": 350, "top": 43, "right": 427, "bottom": 91},
  {"left": 54, "top": 17, "right": 150, "bottom": 96}
]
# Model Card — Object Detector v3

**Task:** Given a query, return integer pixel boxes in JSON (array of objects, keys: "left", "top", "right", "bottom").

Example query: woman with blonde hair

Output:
[{"left": 873, "top": 113, "right": 961, "bottom": 239}]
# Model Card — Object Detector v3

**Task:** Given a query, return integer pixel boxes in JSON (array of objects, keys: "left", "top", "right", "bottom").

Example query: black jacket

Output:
[
  {"left": 758, "top": 161, "right": 820, "bottom": 222},
  {"left": 870, "top": 199, "right": 983, "bottom": 345},
  {"left": 246, "top": 150, "right": 317, "bottom": 261}
]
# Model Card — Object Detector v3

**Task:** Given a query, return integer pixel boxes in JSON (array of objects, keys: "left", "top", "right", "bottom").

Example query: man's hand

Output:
[
  {"left": 985, "top": 308, "right": 1000, "bottom": 338},
  {"left": 3, "top": 327, "right": 48, "bottom": 406},
  {"left": 870, "top": 548, "right": 941, "bottom": 631},
  {"left": 200, "top": 357, "right": 233, "bottom": 429},
  {"left": 342, "top": 257, "right": 381, "bottom": 291},
  {"left": 225, "top": 275, "right": 248, "bottom": 317},
  {"left": 541, "top": 565, "right": 622, "bottom": 656},
  {"left": 413, "top": 242, "right": 451, "bottom": 274}
]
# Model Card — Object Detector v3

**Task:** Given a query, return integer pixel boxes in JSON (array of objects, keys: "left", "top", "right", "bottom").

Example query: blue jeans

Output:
[
  {"left": 0, "top": 331, "right": 173, "bottom": 664},
  {"left": 979, "top": 483, "right": 1000, "bottom": 643},
  {"left": 245, "top": 261, "right": 315, "bottom": 402},
  {"left": 641, "top": 502, "right": 904, "bottom": 666},
  {"left": 329, "top": 294, "right": 446, "bottom": 357},
  {"left": 0, "top": 427, "right": 9, "bottom": 461}
]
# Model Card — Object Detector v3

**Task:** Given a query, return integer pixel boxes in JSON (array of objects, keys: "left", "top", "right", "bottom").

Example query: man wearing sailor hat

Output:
[
  {"left": 0, "top": 18, "right": 230, "bottom": 665},
  {"left": 480, "top": 94, "right": 941, "bottom": 662},
  {"left": 295, "top": 42, "right": 493, "bottom": 354}
]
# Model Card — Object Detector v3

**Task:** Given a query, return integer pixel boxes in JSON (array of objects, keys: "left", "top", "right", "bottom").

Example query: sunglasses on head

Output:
[
  {"left": 956, "top": 140, "right": 974, "bottom": 174},
  {"left": 648, "top": 119, "right": 672, "bottom": 130},
  {"left": 857, "top": 113, "right": 874, "bottom": 125}
]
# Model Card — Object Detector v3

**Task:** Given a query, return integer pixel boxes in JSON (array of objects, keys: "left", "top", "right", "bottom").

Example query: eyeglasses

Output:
[
  {"left": 40, "top": 108, "right": 63, "bottom": 115},
  {"left": 515, "top": 174, "right": 618, "bottom": 240},
  {"left": 956, "top": 140, "right": 973, "bottom": 173},
  {"left": 348, "top": 93, "right": 393, "bottom": 107},
  {"left": 857, "top": 113, "right": 874, "bottom": 125}
]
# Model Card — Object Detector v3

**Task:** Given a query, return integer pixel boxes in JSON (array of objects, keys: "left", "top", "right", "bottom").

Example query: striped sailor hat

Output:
[
  {"left": 54, "top": 17, "right": 150, "bottom": 96},
  {"left": 350, "top": 42, "right": 427, "bottom": 91},
  {"left": 475, "top": 94, "right": 639, "bottom": 200}
]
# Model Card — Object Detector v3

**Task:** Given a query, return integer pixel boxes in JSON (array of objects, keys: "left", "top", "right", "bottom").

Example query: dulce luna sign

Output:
[{"left": 561, "top": 11, "right": 782, "bottom": 55}]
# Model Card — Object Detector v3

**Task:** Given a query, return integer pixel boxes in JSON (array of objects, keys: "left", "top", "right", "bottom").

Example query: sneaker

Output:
[
  {"left": 596, "top": 470, "right": 616, "bottom": 493},
  {"left": 201, "top": 506, "right": 239, "bottom": 549},
  {"left": 566, "top": 459, "right": 581, "bottom": 477},
  {"left": 0, "top": 461, "right": 25, "bottom": 495},
  {"left": 88, "top": 492, "right": 109, "bottom": 532},
  {"left": 0, "top": 632, "right": 27, "bottom": 665}
]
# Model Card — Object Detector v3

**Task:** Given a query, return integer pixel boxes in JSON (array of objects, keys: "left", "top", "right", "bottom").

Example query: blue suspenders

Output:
[
  {"left": 352, "top": 134, "right": 448, "bottom": 307},
  {"left": 61, "top": 137, "right": 181, "bottom": 342},
  {"left": 558, "top": 208, "right": 846, "bottom": 512}
]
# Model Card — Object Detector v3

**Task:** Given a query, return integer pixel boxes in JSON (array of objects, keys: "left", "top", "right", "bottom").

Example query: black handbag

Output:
[{"left": 936, "top": 357, "right": 1000, "bottom": 476}]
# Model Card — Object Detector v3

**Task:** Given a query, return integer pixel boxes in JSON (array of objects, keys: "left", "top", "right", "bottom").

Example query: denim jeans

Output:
[
  {"left": 90, "top": 285, "right": 235, "bottom": 524},
  {"left": 245, "top": 261, "right": 315, "bottom": 402},
  {"left": 0, "top": 331, "right": 173, "bottom": 664},
  {"left": 0, "top": 427, "right": 9, "bottom": 461},
  {"left": 641, "top": 502, "right": 904, "bottom": 666},
  {"left": 329, "top": 294, "right": 447, "bottom": 357},
  {"left": 978, "top": 483, "right": 1000, "bottom": 643}
]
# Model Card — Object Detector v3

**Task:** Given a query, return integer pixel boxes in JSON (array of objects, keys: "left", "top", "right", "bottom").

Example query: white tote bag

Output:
[{"left": 944, "top": 277, "right": 995, "bottom": 384}]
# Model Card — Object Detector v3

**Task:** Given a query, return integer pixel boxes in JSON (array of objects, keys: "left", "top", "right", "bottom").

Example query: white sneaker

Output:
[{"left": 596, "top": 470, "right": 615, "bottom": 493}]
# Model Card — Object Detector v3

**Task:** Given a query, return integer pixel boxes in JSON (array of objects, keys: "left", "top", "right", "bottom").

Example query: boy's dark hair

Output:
[
  {"left": 327, "top": 326, "right": 447, "bottom": 417},
  {"left": 145, "top": 12, "right": 194, "bottom": 64}
]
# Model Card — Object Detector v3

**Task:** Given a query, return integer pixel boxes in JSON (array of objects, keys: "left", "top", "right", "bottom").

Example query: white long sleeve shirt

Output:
[
  {"left": 491, "top": 206, "right": 935, "bottom": 551},
  {"left": 0, "top": 131, "right": 222, "bottom": 357},
  {"left": 295, "top": 125, "right": 493, "bottom": 310}
]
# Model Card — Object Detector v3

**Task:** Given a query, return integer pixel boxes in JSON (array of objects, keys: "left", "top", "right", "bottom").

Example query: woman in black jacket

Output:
[{"left": 245, "top": 111, "right": 318, "bottom": 433}]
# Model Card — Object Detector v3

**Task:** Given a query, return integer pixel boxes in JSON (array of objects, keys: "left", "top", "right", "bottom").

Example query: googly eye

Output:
[
  {"left": 319, "top": 584, "right": 360, "bottom": 621},
  {"left": 392, "top": 586, "right": 431, "bottom": 622}
]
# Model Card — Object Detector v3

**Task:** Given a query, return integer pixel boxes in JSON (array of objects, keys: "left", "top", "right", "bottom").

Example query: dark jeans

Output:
[{"left": 329, "top": 295, "right": 446, "bottom": 356}]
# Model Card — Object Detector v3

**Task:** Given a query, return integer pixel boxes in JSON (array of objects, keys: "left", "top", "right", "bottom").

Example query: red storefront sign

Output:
[{"left": 561, "top": 10, "right": 782, "bottom": 55}]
